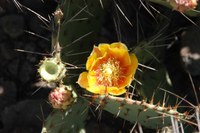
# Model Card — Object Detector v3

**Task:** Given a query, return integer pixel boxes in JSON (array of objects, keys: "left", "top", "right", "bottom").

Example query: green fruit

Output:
[{"left": 38, "top": 56, "right": 66, "bottom": 83}]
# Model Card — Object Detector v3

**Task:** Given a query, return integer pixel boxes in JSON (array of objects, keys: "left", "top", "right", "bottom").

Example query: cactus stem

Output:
[{"left": 87, "top": 94, "right": 191, "bottom": 129}]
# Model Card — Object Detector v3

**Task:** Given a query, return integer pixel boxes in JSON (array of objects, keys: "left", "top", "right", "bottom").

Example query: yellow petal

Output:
[
  {"left": 117, "top": 75, "right": 132, "bottom": 88},
  {"left": 107, "top": 43, "right": 132, "bottom": 66},
  {"left": 110, "top": 42, "right": 128, "bottom": 51},
  {"left": 86, "top": 44, "right": 109, "bottom": 70},
  {"left": 98, "top": 43, "right": 110, "bottom": 53},
  {"left": 86, "top": 46, "right": 99, "bottom": 70},
  {"left": 86, "top": 85, "right": 107, "bottom": 95},
  {"left": 78, "top": 72, "right": 106, "bottom": 94},
  {"left": 88, "top": 74, "right": 98, "bottom": 87},
  {"left": 77, "top": 72, "right": 89, "bottom": 88},
  {"left": 120, "top": 53, "right": 138, "bottom": 77},
  {"left": 86, "top": 86, "right": 126, "bottom": 95},
  {"left": 130, "top": 53, "right": 138, "bottom": 77},
  {"left": 108, "top": 48, "right": 131, "bottom": 66},
  {"left": 107, "top": 87, "right": 126, "bottom": 96}
]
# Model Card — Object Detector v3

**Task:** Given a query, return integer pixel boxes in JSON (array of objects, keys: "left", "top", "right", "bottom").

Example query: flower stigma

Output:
[{"left": 97, "top": 58, "right": 121, "bottom": 87}]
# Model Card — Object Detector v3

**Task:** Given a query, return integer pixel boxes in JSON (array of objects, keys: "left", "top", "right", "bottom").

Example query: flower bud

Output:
[
  {"left": 49, "top": 85, "right": 77, "bottom": 110},
  {"left": 169, "top": 0, "right": 198, "bottom": 12}
]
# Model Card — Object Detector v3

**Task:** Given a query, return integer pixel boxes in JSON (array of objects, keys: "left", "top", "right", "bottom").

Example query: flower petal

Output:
[
  {"left": 77, "top": 72, "right": 89, "bottom": 89},
  {"left": 86, "top": 85, "right": 107, "bottom": 94},
  {"left": 110, "top": 42, "right": 128, "bottom": 50},
  {"left": 130, "top": 53, "right": 138, "bottom": 77},
  {"left": 86, "top": 44, "right": 109, "bottom": 70},
  {"left": 107, "top": 45, "right": 132, "bottom": 66},
  {"left": 121, "top": 53, "right": 138, "bottom": 76},
  {"left": 117, "top": 74, "right": 133, "bottom": 88},
  {"left": 98, "top": 43, "right": 110, "bottom": 53},
  {"left": 86, "top": 47, "right": 100, "bottom": 70},
  {"left": 107, "top": 87, "right": 126, "bottom": 96}
]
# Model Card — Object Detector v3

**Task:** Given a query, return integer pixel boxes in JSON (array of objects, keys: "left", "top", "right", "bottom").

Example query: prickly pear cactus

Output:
[
  {"left": 36, "top": 0, "right": 199, "bottom": 132},
  {"left": 41, "top": 98, "right": 88, "bottom": 133},
  {"left": 91, "top": 95, "right": 189, "bottom": 129},
  {"left": 75, "top": 39, "right": 190, "bottom": 130},
  {"left": 39, "top": 1, "right": 111, "bottom": 132}
]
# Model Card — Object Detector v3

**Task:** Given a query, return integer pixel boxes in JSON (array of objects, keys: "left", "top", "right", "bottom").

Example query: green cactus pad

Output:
[
  {"left": 92, "top": 95, "right": 189, "bottom": 129},
  {"left": 41, "top": 98, "right": 88, "bottom": 133}
]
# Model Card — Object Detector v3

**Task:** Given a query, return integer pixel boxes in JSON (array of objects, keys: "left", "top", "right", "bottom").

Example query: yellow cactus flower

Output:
[{"left": 77, "top": 42, "right": 138, "bottom": 96}]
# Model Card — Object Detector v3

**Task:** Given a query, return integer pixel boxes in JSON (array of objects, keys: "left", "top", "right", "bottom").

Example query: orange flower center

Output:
[{"left": 96, "top": 58, "right": 122, "bottom": 87}]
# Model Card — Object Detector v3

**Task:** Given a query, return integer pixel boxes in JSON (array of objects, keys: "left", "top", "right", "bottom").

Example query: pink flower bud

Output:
[{"left": 49, "top": 85, "right": 77, "bottom": 109}]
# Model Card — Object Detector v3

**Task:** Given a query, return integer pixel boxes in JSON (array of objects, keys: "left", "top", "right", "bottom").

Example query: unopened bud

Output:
[{"left": 49, "top": 85, "right": 77, "bottom": 110}]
